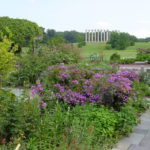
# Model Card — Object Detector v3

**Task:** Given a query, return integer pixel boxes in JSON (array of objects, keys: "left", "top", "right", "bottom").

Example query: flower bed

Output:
[{"left": 0, "top": 64, "right": 149, "bottom": 150}]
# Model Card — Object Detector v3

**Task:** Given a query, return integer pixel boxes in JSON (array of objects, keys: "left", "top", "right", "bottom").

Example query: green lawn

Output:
[{"left": 81, "top": 42, "right": 150, "bottom": 60}]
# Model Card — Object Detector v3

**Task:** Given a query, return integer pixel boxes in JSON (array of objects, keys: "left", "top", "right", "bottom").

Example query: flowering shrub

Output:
[{"left": 40, "top": 64, "right": 139, "bottom": 109}]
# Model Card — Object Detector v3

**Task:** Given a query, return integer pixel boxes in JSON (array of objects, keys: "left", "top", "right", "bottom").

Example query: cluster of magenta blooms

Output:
[{"left": 30, "top": 64, "right": 139, "bottom": 108}]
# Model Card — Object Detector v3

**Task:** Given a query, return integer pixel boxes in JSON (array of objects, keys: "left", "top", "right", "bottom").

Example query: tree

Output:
[
  {"left": 109, "top": 32, "right": 137, "bottom": 50},
  {"left": 77, "top": 34, "right": 86, "bottom": 48},
  {"left": 117, "top": 33, "right": 129, "bottom": 50},
  {"left": 109, "top": 32, "right": 120, "bottom": 49},
  {"left": 47, "top": 36, "right": 64, "bottom": 48},
  {"left": 57, "top": 30, "right": 82, "bottom": 43},
  {"left": 0, "top": 32, "right": 17, "bottom": 87},
  {"left": 0, "top": 17, "right": 42, "bottom": 51},
  {"left": 47, "top": 29, "right": 56, "bottom": 40}
]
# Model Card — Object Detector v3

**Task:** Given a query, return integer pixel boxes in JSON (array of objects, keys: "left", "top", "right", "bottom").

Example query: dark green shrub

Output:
[
  {"left": 0, "top": 89, "right": 16, "bottom": 142},
  {"left": 130, "top": 41, "right": 135, "bottom": 46},
  {"left": 66, "top": 105, "right": 119, "bottom": 149},
  {"left": 119, "top": 58, "right": 135, "bottom": 64},
  {"left": 8, "top": 54, "right": 50, "bottom": 86},
  {"left": 115, "top": 103, "right": 137, "bottom": 135},
  {"left": 78, "top": 41, "right": 86, "bottom": 48},
  {"left": 136, "top": 54, "right": 150, "bottom": 62},
  {"left": 110, "top": 53, "right": 120, "bottom": 62}
]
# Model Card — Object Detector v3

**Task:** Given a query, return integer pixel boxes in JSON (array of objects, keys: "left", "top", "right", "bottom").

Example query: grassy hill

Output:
[{"left": 81, "top": 42, "right": 150, "bottom": 61}]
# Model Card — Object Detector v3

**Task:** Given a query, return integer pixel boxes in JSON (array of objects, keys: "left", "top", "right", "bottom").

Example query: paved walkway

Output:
[
  {"left": 112, "top": 98, "right": 150, "bottom": 150},
  {"left": 119, "top": 64, "right": 150, "bottom": 72}
]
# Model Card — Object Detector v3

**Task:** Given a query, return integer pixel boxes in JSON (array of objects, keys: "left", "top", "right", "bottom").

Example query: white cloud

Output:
[{"left": 96, "top": 21, "right": 113, "bottom": 29}]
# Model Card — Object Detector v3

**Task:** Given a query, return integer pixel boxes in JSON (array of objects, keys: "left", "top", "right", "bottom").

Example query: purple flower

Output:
[
  {"left": 58, "top": 71, "right": 70, "bottom": 81},
  {"left": 59, "top": 65, "right": 68, "bottom": 70},
  {"left": 54, "top": 84, "right": 65, "bottom": 92},
  {"left": 93, "top": 73, "right": 101, "bottom": 78},
  {"left": 133, "top": 93, "right": 136, "bottom": 99},
  {"left": 72, "top": 80, "right": 79, "bottom": 85},
  {"left": 69, "top": 65, "right": 76, "bottom": 68},
  {"left": 108, "top": 76, "right": 117, "bottom": 82},
  {"left": 41, "top": 101, "right": 46, "bottom": 109}
]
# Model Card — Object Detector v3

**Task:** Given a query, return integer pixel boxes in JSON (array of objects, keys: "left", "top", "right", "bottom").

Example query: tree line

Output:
[
  {"left": 1, "top": 16, "right": 150, "bottom": 52},
  {"left": 40, "top": 28, "right": 85, "bottom": 47}
]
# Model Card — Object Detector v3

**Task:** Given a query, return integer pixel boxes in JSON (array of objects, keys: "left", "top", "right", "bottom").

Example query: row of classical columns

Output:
[{"left": 85, "top": 29, "right": 111, "bottom": 42}]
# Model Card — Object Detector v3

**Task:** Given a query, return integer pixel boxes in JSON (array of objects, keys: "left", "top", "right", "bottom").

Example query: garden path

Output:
[
  {"left": 11, "top": 88, "right": 23, "bottom": 97},
  {"left": 119, "top": 64, "right": 150, "bottom": 72},
  {"left": 112, "top": 99, "right": 150, "bottom": 150}
]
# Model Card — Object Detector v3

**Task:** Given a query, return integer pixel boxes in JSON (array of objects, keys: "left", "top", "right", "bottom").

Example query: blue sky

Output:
[{"left": 0, "top": 0, "right": 150, "bottom": 38}]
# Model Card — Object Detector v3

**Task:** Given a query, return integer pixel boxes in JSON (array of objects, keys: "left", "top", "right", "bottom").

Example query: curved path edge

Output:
[{"left": 112, "top": 98, "right": 150, "bottom": 150}]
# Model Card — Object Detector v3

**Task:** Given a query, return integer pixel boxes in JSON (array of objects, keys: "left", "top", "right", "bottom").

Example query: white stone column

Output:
[
  {"left": 106, "top": 30, "right": 109, "bottom": 42},
  {"left": 104, "top": 30, "right": 106, "bottom": 42},
  {"left": 101, "top": 30, "right": 103, "bottom": 42},
  {"left": 95, "top": 30, "right": 97, "bottom": 42},
  {"left": 108, "top": 31, "right": 111, "bottom": 40},
  {"left": 97, "top": 30, "right": 99, "bottom": 42},
  {"left": 85, "top": 30, "right": 87, "bottom": 42},
  {"left": 88, "top": 30, "right": 91, "bottom": 42},
  {"left": 91, "top": 30, "right": 93, "bottom": 42}
]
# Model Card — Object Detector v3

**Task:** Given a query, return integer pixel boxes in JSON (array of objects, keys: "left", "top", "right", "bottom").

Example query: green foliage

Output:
[
  {"left": 0, "top": 89, "right": 16, "bottom": 141},
  {"left": 110, "top": 53, "right": 120, "bottom": 62},
  {"left": 77, "top": 34, "right": 86, "bottom": 48},
  {"left": 119, "top": 58, "right": 135, "bottom": 64},
  {"left": 5, "top": 54, "right": 51, "bottom": 86},
  {"left": 47, "top": 36, "right": 64, "bottom": 48},
  {"left": 77, "top": 41, "right": 86, "bottom": 48},
  {"left": 57, "top": 30, "right": 85, "bottom": 43},
  {"left": 66, "top": 105, "right": 118, "bottom": 149},
  {"left": 0, "top": 35, "right": 17, "bottom": 86},
  {"left": 0, "top": 76, "right": 149, "bottom": 149},
  {"left": 136, "top": 53, "right": 150, "bottom": 63},
  {"left": 117, "top": 33, "right": 129, "bottom": 50},
  {"left": 132, "top": 80, "right": 150, "bottom": 99},
  {"left": 109, "top": 32, "right": 137, "bottom": 50},
  {"left": 4, "top": 43, "right": 81, "bottom": 87},
  {"left": 1, "top": 96, "right": 145, "bottom": 150},
  {"left": 115, "top": 103, "right": 137, "bottom": 135},
  {"left": 0, "top": 17, "right": 42, "bottom": 48},
  {"left": 109, "top": 32, "right": 119, "bottom": 48},
  {"left": 104, "top": 44, "right": 112, "bottom": 50}
]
